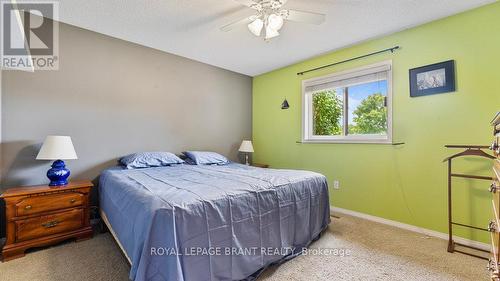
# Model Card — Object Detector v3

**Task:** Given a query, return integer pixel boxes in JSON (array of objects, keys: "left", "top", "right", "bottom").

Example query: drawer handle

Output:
[
  {"left": 491, "top": 142, "right": 500, "bottom": 154},
  {"left": 491, "top": 142, "right": 499, "bottom": 151},
  {"left": 488, "top": 221, "right": 497, "bottom": 232},
  {"left": 69, "top": 199, "right": 77, "bottom": 203},
  {"left": 42, "top": 220, "right": 60, "bottom": 228},
  {"left": 24, "top": 205, "right": 32, "bottom": 210},
  {"left": 490, "top": 182, "right": 499, "bottom": 193}
]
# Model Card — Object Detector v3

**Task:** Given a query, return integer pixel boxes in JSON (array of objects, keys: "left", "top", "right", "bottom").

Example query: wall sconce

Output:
[{"left": 281, "top": 98, "right": 289, "bottom": 109}]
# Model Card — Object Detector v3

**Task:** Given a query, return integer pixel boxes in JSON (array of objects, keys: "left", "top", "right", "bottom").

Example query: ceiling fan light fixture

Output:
[
  {"left": 265, "top": 25, "right": 280, "bottom": 40},
  {"left": 221, "top": 0, "right": 326, "bottom": 41},
  {"left": 248, "top": 18, "right": 264, "bottom": 36},
  {"left": 267, "top": 13, "right": 284, "bottom": 31}
]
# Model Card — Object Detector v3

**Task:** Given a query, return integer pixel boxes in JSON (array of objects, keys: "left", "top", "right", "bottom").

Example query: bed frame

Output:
[{"left": 100, "top": 209, "right": 132, "bottom": 266}]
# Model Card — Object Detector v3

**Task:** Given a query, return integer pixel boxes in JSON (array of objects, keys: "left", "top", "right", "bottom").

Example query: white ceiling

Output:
[{"left": 48, "top": 0, "right": 495, "bottom": 76}]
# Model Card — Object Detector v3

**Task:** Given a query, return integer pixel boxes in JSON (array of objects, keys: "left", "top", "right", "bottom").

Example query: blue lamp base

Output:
[{"left": 47, "top": 160, "right": 71, "bottom": 186}]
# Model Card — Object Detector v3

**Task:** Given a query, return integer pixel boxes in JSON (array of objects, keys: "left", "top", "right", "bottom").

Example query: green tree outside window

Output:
[
  {"left": 313, "top": 90, "right": 386, "bottom": 136},
  {"left": 350, "top": 93, "right": 387, "bottom": 134},
  {"left": 312, "top": 90, "right": 343, "bottom": 135}
]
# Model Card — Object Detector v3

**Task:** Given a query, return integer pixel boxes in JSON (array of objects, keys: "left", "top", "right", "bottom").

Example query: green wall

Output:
[{"left": 253, "top": 2, "right": 500, "bottom": 243}]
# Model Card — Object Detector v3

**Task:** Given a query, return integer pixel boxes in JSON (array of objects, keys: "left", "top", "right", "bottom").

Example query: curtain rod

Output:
[{"left": 297, "top": 46, "right": 401, "bottom": 76}]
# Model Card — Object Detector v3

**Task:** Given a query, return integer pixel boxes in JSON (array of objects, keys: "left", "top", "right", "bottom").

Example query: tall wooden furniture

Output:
[
  {"left": 488, "top": 112, "right": 500, "bottom": 280},
  {"left": 0, "top": 181, "right": 93, "bottom": 261}
]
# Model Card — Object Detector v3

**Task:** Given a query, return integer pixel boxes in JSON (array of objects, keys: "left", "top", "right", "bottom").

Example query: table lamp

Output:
[
  {"left": 239, "top": 140, "right": 254, "bottom": 165},
  {"left": 36, "top": 136, "right": 78, "bottom": 186}
]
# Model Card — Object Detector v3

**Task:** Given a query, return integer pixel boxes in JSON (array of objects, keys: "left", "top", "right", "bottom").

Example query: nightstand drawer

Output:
[
  {"left": 1, "top": 181, "right": 93, "bottom": 261},
  {"left": 15, "top": 192, "right": 84, "bottom": 217},
  {"left": 15, "top": 209, "right": 84, "bottom": 242}
]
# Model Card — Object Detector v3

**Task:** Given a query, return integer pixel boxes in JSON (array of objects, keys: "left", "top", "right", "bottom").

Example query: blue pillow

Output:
[
  {"left": 120, "top": 152, "right": 184, "bottom": 169},
  {"left": 183, "top": 151, "right": 229, "bottom": 165}
]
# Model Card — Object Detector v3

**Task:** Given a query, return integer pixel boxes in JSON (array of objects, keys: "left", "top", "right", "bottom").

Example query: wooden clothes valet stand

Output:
[{"left": 444, "top": 145, "right": 495, "bottom": 259}]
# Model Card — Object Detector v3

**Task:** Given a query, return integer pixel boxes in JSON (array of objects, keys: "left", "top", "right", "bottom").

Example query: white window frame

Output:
[{"left": 302, "top": 60, "right": 393, "bottom": 144}]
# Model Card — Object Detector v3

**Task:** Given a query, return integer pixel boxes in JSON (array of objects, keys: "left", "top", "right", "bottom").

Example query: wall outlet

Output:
[{"left": 333, "top": 180, "right": 340, "bottom": 189}]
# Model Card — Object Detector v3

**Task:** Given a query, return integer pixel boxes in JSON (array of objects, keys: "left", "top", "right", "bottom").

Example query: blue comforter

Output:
[{"left": 99, "top": 163, "right": 330, "bottom": 281}]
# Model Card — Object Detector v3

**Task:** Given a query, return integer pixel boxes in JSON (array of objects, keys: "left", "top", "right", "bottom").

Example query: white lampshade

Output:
[
  {"left": 248, "top": 18, "right": 264, "bottom": 36},
  {"left": 36, "top": 136, "right": 78, "bottom": 160},
  {"left": 267, "top": 14, "right": 284, "bottom": 31},
  {"left": 239, "top": 140, "right": 254, "bottom": 153},
  {"left": 265, "top": 26, "right": 280, "bottom": 40}
]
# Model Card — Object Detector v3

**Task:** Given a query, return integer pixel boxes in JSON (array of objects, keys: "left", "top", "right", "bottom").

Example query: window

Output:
[{"left": 302, "top": 61, "right": 392, "bottom": 143}]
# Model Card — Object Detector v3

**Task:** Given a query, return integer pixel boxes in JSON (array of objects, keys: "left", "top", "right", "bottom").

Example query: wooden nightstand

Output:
[
  {"left": 252, "top": 163, "right": 269, "bottom": 168},
  {"left": 0, "top": 181, "right": 93, "bottom": 261}
]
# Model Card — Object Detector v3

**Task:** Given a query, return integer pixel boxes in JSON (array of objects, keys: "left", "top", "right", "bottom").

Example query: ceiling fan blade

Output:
[
  {"left": 233, "top": 0, "right": 259, "bottom": 8},
  {"left": 220, "top": 16, "right": 256, "bottom": 32},
  {"left": 284, "top": 10, "right": 326, "bottom": 25},
  {"left": 307, "top": 0, "right": 363, "bottom": 5}
]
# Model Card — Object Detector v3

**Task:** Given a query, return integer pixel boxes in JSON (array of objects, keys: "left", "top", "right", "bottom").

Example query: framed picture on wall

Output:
[{"left": 409, "top": 60, "right": 456, "bottom": 97}]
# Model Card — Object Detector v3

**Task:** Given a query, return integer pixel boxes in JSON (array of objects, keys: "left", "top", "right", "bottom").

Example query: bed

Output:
[{"left": 99, "top": 163, "right": 330, "bottom": 281}]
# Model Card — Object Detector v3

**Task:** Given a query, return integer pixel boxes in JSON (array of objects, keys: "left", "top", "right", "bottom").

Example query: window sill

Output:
[{"left": 300, "top": 138, "right": 393, "bottom": 144}]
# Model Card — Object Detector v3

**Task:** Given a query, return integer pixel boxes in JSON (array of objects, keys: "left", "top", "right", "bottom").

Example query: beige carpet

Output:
[{"left": 0, "top": 214, "right": 488, "bottom": 281}]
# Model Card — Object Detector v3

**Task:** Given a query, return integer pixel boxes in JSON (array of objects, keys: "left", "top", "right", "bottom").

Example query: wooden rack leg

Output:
[{"left": 447, "top": 159, "right": 454, "bottom": 253}]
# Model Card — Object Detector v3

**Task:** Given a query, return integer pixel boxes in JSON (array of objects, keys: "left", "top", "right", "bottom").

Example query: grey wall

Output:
[{"left": 0, "top": 21, "right": 252, "bottom": 190}]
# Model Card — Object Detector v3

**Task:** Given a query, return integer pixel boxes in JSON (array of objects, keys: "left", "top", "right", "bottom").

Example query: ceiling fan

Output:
[{"left": 221, "top": 0, "right": 326, "bottom": 40}]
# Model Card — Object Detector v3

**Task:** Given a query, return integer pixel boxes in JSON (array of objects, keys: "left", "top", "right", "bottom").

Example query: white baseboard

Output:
[{"left": 331, "top": 206, "right": 490, "bottom": 251}]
